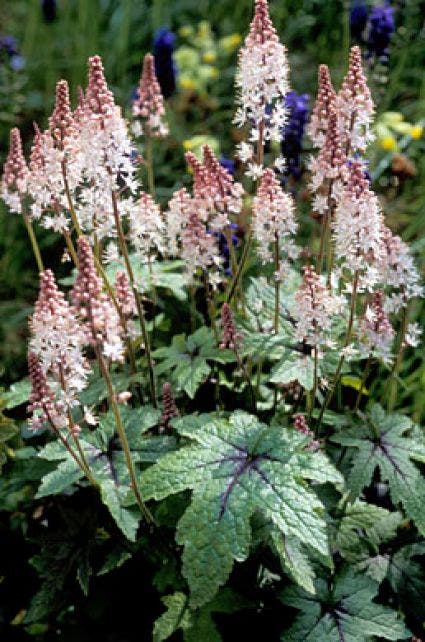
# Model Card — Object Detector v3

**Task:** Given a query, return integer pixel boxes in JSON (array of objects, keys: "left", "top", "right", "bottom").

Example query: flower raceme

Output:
[
  {"left": 293, "top": 265, "right": 343, "bottom": 348},
  {"left": 252, "top": 168, "right": 298, "bottom": 275},
  {"left": 133, "top": 52, "right": 169, "bottom": 138},
  {"left": 0, "top": 127, "right": 28, "bottom": 213},
  {"left": 234, "top": 0, "right": 290, "bottom": 173},
  {"left": 72, "top": 237, "right": 125, "bottom": 363},
  {"left": 307, "top": 64, "right": 336, "bottom": 149},
  {"left": 333, "top": 160, "right": 383, "bottom": 288}
]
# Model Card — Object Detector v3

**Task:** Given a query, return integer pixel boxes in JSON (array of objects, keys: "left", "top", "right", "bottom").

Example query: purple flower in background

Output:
[
  {"left": 350, "top": 0, "right": 369, "bottom": 41},
  {"left": 212, "top": 224, "right": 239, "bottom": 276},
  {"left": 281, "top": 91, "right": 309, "bottom": 179},
  {"left": 367, "top": 4, "right": 395, "bottom": 61},
  {"left": 41, "top": 0, "right": 57, "bottom": 23},
  {"left": 220, "top": 155, "right": 236, "bottom": 177},
  {"left": 153, "top": 27, "right": 177, "bottom": 99},
  {"left": 0, "top": 35, "right": 25, "bottom": 70}
]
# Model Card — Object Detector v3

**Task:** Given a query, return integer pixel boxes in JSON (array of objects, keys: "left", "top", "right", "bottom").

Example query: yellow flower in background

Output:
[
  {"left": 203, "top": 51, "right": 217, "bottom": 63},
  {"left": 179, "top": 26, "right": 193, "bottom": 38},
  {"left": 410, "top": 125, "right": 423, "bottom": 139},
  {"left": 180, "top": 76, "right": 197, "bottom": 91},
  {"left": 219, "top": 33, "right": 242, "bottom": 52},
  {"left": 381, "top": 136, "right": 397, "bottom": 151}
]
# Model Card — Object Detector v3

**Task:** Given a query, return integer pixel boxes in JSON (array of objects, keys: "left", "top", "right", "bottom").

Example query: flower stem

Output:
[
  {"left": 111, "top": 189, "right": 157, "bottom": 407},
  {"left": 95, "top": 344, "right": 154, "bottom": 522},
  {"left": 317, "top": 270, "right": 359, "bottom": 428},
  {"left": 145, "top": 133, "right": 155, "bottom": 198},
  {"left": 385, "top": 304, "right": 409, "bottom": 412},
  {"left": 274, "top": 234, "right": 280, "bottom": 334},
  {"left": 354, "top": 353, "right": 372, "bottom": 412},
  {"left": 22, "top": 213, "right": 44, "bottom": 272}
]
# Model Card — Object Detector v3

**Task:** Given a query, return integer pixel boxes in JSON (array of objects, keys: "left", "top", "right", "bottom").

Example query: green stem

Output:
[
  {"left": 111, "top": 189, "right": 157, "bottom": 407},
  {"left": 95, "top": 344, "right": 154, "bottom": 522},
  {"left": 354, "top": 353, "right": 372, "bottom": 412},
  {"left": 23, "top": 213, "right": 44, "bottom": 272},
  {"left": 309, "top": 346, "right": 319, "bottom": 420},
  {"left": 274, "top": 234, "right": 280, "bottom": 334},
  {"left": 145, "top": 133, "right": 155, "bottom": 198},
  {"left": 234, "top": 349, "right": 256, "bottom": 412},
  {"left": 317, "top": 270, "right": 359, "bottom": 428},
  {"left": 61, "top": 160, "right": 82, "bottom": 236},
  {"left": 226, "top": 230, "right": 253, "bottom": 304},
  {"left": 385, "top": 304, "right": 409, "bottom": 412}
]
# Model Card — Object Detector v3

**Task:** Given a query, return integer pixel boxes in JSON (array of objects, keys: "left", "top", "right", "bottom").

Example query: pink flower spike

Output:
[
  {"left": 1, "top": 127, "right": 28, "bottom": 213},
  {"left": 220, "top": 303, "right": 241, "bottom": 350},
  {"left": 133, "top": 53, "right": 168, "bottom": 137},
  {"left": 234, "top": 0, "right": 290, "bottom": 147},
  {"left": 160, "top": 382, "right": 179, "bottom": 430},
  {"left": 85, "top": 54, "right": 115, "bottom": 119},
  {"left": 293, "top": 265, "right": 342, "bottom": 347},
  {"left": 333, "top": 160, "right": 383, "bottom": 286},
  {"left": 49, "top": 79, "right": 75, "bottom": 149},
  {"left": 252, "top": 168, "right": 297, "bottom": 270},
  {"left": 73, "top": 237, "right": 125, "bottom": 362},
  {"left": 27, "top": 351, "right": 59, "bottom": 431},
  {"left": 115, "top": 270, "right": 136, "bottom": 316},
  {"left": 360, "top": 290, "right": 394, "bottom": 361},
  {"left": 336, "top": 46, "right": 375, "bottom": 155},
  {"left": 307, "top": 64, "right": 336, "bottom": 148}
]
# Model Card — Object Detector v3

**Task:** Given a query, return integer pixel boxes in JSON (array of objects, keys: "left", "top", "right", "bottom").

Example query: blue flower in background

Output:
[
  {"left": 281, "top": 91, "right": 309, "bottom": 180},
  {"left": 350, "top": 0, "right": 369, "bottom": 41},
  {"left": 367, "top": 4, "right": 395, "bottom": 61},
  {"left": 219, "top": 155, "right": 236, "bottom": 177},
  {"left": 212, "top": 224, "right": 239, "bottom": 276},
  {"left": 153, "top": 27, "right": 177, "bottom": 99},
  {"left": 0, "top": 35, "right": 25, "bottom": 70},
  {"left": 41, "top": 0, "right": 57, "bottom": 23}
]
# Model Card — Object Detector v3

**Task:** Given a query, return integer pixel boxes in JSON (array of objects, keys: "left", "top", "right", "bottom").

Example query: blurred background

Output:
[{"left": 0, "top": 0, "right": 424, "bottom": 420}]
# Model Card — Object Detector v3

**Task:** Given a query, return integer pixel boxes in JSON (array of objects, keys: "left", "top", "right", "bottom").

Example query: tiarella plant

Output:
[{"left": 1, "top": 0, "right": 424, "bottom": 639}]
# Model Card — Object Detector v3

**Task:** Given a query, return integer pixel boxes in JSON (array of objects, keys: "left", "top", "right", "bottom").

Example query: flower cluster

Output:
[
  {"left": 252, "top": 168, "right": 297, "bottom": 275},
  {"left": 72, "top": 237, "right": 125, "bottom": 362},
  {"left": 133, "top": 53, "right": 168, "bottom": 137},
  {"left": 360, "top": 290, "right": 394, "bottom": 361},
  {"left": 1, "top": 127, "right": 28, "bottom": 213},
  {"left": 336, "top": 45, "right": 375, "bottom": 155},
  {"left": 292, "top": 265, "right": 343, "bottom": 348},
  {"left": 333, "top": 160, "right": 383, "bottom": 288},
  {"left": 307, "top": 65, "right": 336, "bottom": 149},
  {"left": 186, "top": 145, "right": 244, "bottom": 231},
  {"left": 234, "top": 0, "right": 290, "bottom": 174}
]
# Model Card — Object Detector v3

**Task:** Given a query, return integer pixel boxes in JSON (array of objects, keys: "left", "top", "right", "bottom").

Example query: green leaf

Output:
[
  {"left": 37, "top": 436, "right": 141, "bottom": 540},
  {"left": 331, "top": 404, "right": 425, "bottom": 535},
  {"left": 141, "top": 411, "right": 342, "bottom": 607},
  {"left": 3, "top": 379, "right": 31, "bottom": 408},
  {"left": 270, "top": 353, "right": 315, "bottom": 391},
  {"left": 99, "top": 479, "right": 139, "bottom": 541},
  {"left": 280, "top": 567, "right": 410, "bottom": 641},
  {"left": 387, "top": 543, "right": 425, "bottom": 629},
  {"left": 335, "top": 499, "right": 402, "bottom": 563},
  {"left": 271, "top": 529, "right": 316, "bottom": 594},
  {"left": 97, "top": 547, "right": 132, "bottom": 576},
  {"left": 153, "top": 592, "right": 191, "bottom": 642},
  {"left": 153, "top": 327, "right": 231, "bottom": 398},
  {"left": 35, "top": 458, "right": 84, "bottom": 498}
]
